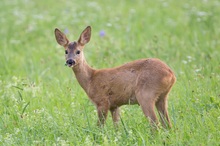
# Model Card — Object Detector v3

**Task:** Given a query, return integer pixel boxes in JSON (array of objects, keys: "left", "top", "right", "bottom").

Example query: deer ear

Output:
[
  {"left": 78, "top": 26, "right": 91, "bottom": 46},
  {"left": 55, "top": 28, "right": 69, "bottom": 47}
]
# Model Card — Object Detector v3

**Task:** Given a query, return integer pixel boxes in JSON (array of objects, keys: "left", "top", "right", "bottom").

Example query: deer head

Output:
[{"left": 54, "top": 26, "right": 91, "bottom": 67}]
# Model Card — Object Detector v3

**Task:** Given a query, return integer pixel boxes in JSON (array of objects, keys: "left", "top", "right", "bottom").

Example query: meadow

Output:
[{"left": 0, "top": 0, "right": 220, "bottom": 145}]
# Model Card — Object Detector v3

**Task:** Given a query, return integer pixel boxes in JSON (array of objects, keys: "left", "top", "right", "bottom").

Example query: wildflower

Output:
[
  {"left": 64, "top": 28, "right": 69, "bottom": 34},
  {"left": 99, "top": 30, "right": 105, "bottom": 37}
]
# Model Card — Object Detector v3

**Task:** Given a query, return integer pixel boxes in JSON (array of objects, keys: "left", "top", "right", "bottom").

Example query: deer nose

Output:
[{"left": 66, "top": 59, "right": 75, "bottom": 67}]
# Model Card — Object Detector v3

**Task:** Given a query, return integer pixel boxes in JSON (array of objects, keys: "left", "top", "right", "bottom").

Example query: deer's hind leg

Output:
[
  {"left": 136, "top": 89, "right": 159, "bottom": 127},
  {"left": 156, "top": 90, "right": 172, "bottom": 128}
]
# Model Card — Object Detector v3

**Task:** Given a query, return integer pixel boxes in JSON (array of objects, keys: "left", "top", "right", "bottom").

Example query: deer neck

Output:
[{"left": 72, "top": 54, "right": 94, "bottom": 94}]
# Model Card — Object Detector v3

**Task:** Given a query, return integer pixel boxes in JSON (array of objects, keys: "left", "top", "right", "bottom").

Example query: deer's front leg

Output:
[
  {"left": 110, "top": 107, "right": 120, "bottom": 127},
  {"left": 96, "top": 102, "right": 109, "bottom": 127}
]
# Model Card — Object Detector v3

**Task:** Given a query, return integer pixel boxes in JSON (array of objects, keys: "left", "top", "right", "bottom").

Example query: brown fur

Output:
[{"left": 55, "top": 26, "right": 176, "bottom": 128}]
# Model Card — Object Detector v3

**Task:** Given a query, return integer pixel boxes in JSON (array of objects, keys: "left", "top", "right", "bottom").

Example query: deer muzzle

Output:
[{"left": 65, "top": 59, "right": 75, "bottom": 67}]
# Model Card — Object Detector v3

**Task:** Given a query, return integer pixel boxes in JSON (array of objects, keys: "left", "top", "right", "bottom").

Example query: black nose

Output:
[{"left": 66, "top": 59, "right": 75, "bottom": 66}]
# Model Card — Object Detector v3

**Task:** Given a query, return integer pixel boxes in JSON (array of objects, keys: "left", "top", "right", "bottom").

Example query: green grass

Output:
[{"left": 0, "top": 0, "right": 220, "bottom": 145}]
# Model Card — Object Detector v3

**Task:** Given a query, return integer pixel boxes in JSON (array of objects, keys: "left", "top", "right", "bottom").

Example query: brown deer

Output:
[{"left": 54, "top": 26, "right": 176, "bottom": 128}]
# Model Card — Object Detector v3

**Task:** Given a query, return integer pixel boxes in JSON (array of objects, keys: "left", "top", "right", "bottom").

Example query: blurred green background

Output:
[{"left": 0, "top": 0, "right": 219, "bottom": 145}]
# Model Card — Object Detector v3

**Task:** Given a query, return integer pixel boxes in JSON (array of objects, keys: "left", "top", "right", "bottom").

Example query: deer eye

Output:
[
  {"left": 65, "top": 50, "right": 68, "bottom": 54},
  {"left": 76, "top": 50, "right": 80, "bottom": 55}
]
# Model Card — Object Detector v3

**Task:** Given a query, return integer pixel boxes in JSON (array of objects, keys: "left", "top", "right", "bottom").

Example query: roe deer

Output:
[{"left": 54, "top": 26, "right": 176, "bottom": 128}]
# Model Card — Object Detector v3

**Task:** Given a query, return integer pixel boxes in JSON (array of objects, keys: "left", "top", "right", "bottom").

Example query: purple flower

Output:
[
  {"left": 64, "top": 28, "right": 69, "bottom": 34},
  {"left": 99, "top": 30, "right": 105, "bottom": 37}
]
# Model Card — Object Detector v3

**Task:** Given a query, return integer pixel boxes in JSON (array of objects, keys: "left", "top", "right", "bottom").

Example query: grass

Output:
[{"left": 0, "top": 0, "right": 220, "bottom": 145}]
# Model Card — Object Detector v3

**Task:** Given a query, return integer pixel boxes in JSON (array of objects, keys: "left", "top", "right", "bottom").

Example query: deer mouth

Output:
[
  {"left": 65, "top": 59, "right": 75, "bottom": 67},
  {"left": 65, "top": 63, "right": 74, "bottom": 67},
  {"left": 65, "top": 62, "right": 76, "bottom": 68}
]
